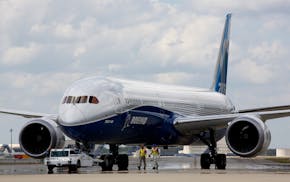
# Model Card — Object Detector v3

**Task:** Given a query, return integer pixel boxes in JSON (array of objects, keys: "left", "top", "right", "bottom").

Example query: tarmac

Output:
[
  {"left": 1, "top": 156, "right": 290, "bottom": 182},
  {"left": 2, "top": 173, "right": 290, "bottom": 182}
]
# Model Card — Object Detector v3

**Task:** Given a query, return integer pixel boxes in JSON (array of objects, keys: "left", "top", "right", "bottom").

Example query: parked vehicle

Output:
[{"left": 44, "top": 148, "right": 94, "bottom": 173}]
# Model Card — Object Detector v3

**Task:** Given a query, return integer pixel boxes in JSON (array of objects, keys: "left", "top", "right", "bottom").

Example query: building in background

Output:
[{"left": 179, "top": 137, "right": 231, "bottom": 155}]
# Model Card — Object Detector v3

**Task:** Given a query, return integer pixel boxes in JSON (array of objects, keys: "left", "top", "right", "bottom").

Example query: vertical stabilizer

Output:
[{"left": 211, "top": 13, "right": 231, "bottom": 95}]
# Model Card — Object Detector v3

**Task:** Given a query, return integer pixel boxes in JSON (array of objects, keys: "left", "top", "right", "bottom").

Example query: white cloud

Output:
[
  {"left": 262, "top": 18, "right": 290, "bottom": 31},
  {"left": 1, "top": 43, "right": 42, "bottom": 65},
  {"left": 30, "top": 24, "right": 48, "bottom": 33},
  {"left": 0, "top": 72, "right": 85, "bottom": 95},
  {"left": 233, "top": 59, "right": 274, "bottom": 84},
  {"left": 154, "top": 72, "right": 198, "bottom": 85},
  {"left": 108, "top": 64, "right": 124, "bottom": 72},
  {"left": 231, "top": 41, "right": 290, "bottom": 85},
  {"left": 136, "top": 15, "right": 221, "bottom": 67},
  {"left": 73, "top": 47, "right": 87, "bottom": 57},
  {"left": 189, "top": 0, "right": 290, "bottom": 14},
  {"left": 53, "top": 23, "right": 76, "bottom": 39},
  {"left": 249, "top": 41, "right": 287, "bottom": 62}
]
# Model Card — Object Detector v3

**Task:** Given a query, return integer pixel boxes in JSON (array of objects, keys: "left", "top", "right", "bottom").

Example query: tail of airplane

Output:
[{"left": 211, "top": 13, "right": 231, "bottom": 95}]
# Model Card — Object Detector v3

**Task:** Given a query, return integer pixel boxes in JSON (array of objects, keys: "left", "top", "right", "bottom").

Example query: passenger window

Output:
[
  {"left": 89, "top": 96, "right": 99, "bottom": 104},
  {"left": 80, "top": 96, "right": 88, "bottom": 103}
]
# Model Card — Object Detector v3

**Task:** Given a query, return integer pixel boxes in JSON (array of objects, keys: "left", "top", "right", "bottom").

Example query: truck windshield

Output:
[{"left": 50, "top": 151, "right": 69, "bottom": 157}]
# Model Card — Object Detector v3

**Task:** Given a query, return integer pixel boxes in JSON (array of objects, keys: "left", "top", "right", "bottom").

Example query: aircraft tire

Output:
[
  {"left": 215, "top": 154, "right": 226, "bottom": 170},
  {"left": 68, "top": 165, "right": 78, "bottom": 173},
  {"left": 200, "top": 153, "right": 211, "bottom": 169},
  {"left": 117, "top": 154, "right": 128, "bottom": 171},
  {"left": 77, "top": 160, "right": 81, "bottom": 168},
  {"left": 100, "top": 155, "right": 114, "bottom": 171},
  {"left": 47, "top": 165, "right": 54, "bottom": 174}
]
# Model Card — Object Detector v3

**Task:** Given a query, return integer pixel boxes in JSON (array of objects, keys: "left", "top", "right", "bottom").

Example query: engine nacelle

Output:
[
  {"left": 19, "top": 119, "right": 65, "bottom": 158},
  {"left": 225, "top": 115, "right": 271, "bottom": 157}
]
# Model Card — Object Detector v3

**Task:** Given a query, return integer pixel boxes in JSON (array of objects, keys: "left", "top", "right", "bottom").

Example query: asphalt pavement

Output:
[{"left": 1, "top": 156, "right": 290, "bottom": 182}]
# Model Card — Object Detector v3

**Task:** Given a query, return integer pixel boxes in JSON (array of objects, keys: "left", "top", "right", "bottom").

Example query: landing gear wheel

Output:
[
  {"left": 117, "top": 154, "right": 129, "bottom": 171},
  {"left": 215, "top": 154, "right": 226, "bottom": 170},
  {"left": 77, "top": 160, "right": 81, "bottom": 168},
  {"left": 47, "top": 165, "right": 54, "bottom": 174},
  {"left": 100, "top": 155, "right": 114, "bottom": 171},
  {"left": 200, "top": 153, "right": 211, "bottom": 169},
  {"left": 199, "top": 129, "right": 227, "bottom": 170},
  {"left": 68, "top": 165, "right": 78, "bottom": 173},
  {"left": 99, "top": 144, "right": 129, "bottom": 171}
]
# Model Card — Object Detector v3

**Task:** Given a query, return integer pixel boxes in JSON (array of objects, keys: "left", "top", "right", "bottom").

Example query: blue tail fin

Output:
[{"left": 211, "top": 13, "right": 231, "bottom": 95}]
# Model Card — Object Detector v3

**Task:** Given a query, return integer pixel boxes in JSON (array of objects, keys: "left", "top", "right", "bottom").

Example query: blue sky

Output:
[{"left": 1, "top": 0, "right": 290, "bottom": 148}]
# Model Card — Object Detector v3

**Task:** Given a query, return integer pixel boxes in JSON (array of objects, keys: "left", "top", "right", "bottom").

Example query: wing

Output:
[
  {"left": 173, "top": 105, "right": 290, "bottom": 135},
  {"left": 239, "top": 105, "right": 290, "bottom": 113},
  {"left": 0, "top": 108, "right": 55, "bottom": 119},
  {"left": 174, "top": 113, "right": 237, "bottom": 135},
  {"left": 238, "top": 105, "right": 290, "bottom": 120}
]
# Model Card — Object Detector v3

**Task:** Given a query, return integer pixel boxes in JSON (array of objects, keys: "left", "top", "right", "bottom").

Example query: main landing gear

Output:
[
  {"left": 99, "top": 144, "right": 129, "bottom": 171},
  {"left": 199, "top": 129, "right": 226, "bottom": 170}
]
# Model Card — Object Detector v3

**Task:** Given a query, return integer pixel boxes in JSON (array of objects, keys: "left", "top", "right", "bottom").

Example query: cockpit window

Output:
[
  {"left": 75, "top": 96, "right": 81, "bottom": 103},
  {"left": 62, "top": 96, "right": 67, "bottom": 104},
  {"left": 89, "top": 96, "right": 99, "bottom": 104},
  {"left": 67, "top": 96, "right": 73, "bottom": 104},
  {"left": 75, "top": 96, "right": 87, "bottom": 103},
  {"left": 80, "top": 96, "right": 88, "bottom": 103},
  {"left": 63, "top": 96, "right": 97, "bottom": 104}
]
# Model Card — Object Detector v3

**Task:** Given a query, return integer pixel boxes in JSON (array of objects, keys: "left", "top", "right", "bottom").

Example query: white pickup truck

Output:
[{"left": 44, "top": 149, "right": 94, "bottom": 173}]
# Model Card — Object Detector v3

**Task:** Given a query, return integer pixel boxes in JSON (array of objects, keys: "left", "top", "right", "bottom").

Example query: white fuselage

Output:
[{"left": 58, "top": 77, "right": 235, "bottom": 127}]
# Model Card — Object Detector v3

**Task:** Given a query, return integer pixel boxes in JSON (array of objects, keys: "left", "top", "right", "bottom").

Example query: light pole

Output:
[{"left": 10, "top": 128, "right": 13, "bottom": 150}]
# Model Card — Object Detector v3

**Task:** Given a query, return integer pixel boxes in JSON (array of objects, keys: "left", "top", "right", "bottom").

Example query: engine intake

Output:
[
  {"left": 19, "top": 119, "right": 65, "bottom": 158},
  {"left": 225, "top": 115, "right": 271, "bottom": 157}
]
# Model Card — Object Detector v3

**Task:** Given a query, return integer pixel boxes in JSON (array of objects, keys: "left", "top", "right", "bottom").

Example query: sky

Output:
[{"left": 1, "top": 0, "right": 290, "bottom": 148}]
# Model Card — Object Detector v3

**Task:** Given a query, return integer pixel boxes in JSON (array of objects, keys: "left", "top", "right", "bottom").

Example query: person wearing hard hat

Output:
[
  {"left": 150, "top": 144, "right": 160, "bottom": 170},
  {"left": 138, "top": 144, "right": 147, "bottom": 170}
]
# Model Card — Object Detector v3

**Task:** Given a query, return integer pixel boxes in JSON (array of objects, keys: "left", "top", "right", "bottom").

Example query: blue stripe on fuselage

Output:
[{"left": 59, "top": 106, "right": 188, "bottom": 145}]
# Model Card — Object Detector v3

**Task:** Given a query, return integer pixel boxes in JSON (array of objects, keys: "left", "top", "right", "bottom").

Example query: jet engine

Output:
[
  {"left": 19, "top": 119, "right": 65, "bottom": 158},
  {"left": 225, "top": 115, "right": 271, "bottom": 157}
]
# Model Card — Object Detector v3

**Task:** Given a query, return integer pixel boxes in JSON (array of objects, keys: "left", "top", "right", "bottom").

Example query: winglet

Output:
[{"left": 211, "top": 13, "right": 231, "bottom": 95}]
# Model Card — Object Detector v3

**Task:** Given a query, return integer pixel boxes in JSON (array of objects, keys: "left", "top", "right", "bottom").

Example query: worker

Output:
[
  {"left": 150, "top": 144, "right": 160, "bottom": 170},
  {"left": 138, "top": 144, "right": 147, "bottom": 170}
]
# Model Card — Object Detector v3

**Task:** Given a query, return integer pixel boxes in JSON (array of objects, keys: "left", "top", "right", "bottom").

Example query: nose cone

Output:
[{"left": 59, "top": 105, "right": 87, "bottom": 125}]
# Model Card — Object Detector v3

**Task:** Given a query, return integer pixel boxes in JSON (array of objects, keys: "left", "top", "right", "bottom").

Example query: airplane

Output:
[{"left": 1, "top": 13, "right": 290, "bottom": 170}]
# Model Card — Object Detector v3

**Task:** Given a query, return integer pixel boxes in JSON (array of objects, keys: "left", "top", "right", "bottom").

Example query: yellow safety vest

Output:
[
  {"left": 139, "top": 148, "right": 146, "bottom": 157},
  {"left": 151, "top": 147, "right": 159, "bottom": 155}
]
